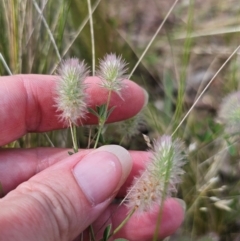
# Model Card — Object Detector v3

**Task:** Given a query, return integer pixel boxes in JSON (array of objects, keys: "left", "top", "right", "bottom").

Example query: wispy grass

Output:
[
  {"left": 32, "top": 0, "right": 61, "bottom": 61},
  {"left": 172, "top": 0, "right": 194, "bottom": 136},
  {"left": 172, "top": 44, "right": 240, "bottom": 137},
  {"left": 87, "top": 0, "right": 95, "bottom": 75},
  {"left": 51, "top": 0, "right": 101, "bottom": 74},
  {"left": 1, "top": 0, "right": 240, "bottom": 240},
  {"left": 128, "top": 0, "right": 179, "bottom": 79},
  {"left": 0, "top": 53, "right": 12, "bottom": 75}
]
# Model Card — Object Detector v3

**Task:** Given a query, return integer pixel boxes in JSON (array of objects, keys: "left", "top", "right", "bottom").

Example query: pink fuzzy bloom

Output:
[
  {"left": 127, "top": 135, "right": 187, "bottom": 213},
  {"left": 96, "top": 53, "right": 128, "bottom": 95},
  {"left": 55, "top": 58, "right": 89, "bottom": 126}
]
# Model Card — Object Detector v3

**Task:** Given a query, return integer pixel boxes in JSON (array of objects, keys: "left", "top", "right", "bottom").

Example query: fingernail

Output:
[
  {"left": 73, "top": 145, "right": 132, "bottom": 205},
  {"left": 142, "top": 88, "right": 149, "bottom": 108},
  {"left": 173, "top": 198, "right": 186, "bottom": 212}
]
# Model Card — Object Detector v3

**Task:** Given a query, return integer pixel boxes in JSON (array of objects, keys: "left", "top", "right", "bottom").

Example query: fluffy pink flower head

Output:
[
  {"left": 119, "top": 113, "right": 145, "bottom": 139},
  {"left": 218, "top": 91, "right": 240, "bottom": 134},
  {"left": 96, "top": 53, "right": 128, "bottom": 95},
  {"left": 126, "top": 135, "right": 186, "bottom": 213},
  {"left": 55, "top": 58, "right": 89, "bottom": 126}
]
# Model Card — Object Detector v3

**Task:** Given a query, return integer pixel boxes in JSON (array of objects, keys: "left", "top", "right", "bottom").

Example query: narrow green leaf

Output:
[
  {"left": 103, "top": 224, "right": 112, "bottom": 241},
  {"left": 106, "top": 106, "right": 116, "bottom": 119},
  {"left": 99, "top": 132, "right": 105, "bottom": 144},
  {"left": 88, "top": 107, "right": 99, "bottom": 117},
  {"left": 98, "top": 104, "right": 107, "bottom": 116}
]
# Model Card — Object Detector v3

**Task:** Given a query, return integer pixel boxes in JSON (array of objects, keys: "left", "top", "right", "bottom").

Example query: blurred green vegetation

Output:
[{"left": 1, "top": 0, "right": 240, "bottom": 240}]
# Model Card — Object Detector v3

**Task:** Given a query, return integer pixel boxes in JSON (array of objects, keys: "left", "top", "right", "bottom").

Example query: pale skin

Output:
[{"left": 0, "top": 75, "right": 185, "bottom": 241}]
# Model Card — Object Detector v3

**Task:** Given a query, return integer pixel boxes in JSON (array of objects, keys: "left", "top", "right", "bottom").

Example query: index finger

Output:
[{"left": 0, "top": 75, "right": 147, "bottom": 145}]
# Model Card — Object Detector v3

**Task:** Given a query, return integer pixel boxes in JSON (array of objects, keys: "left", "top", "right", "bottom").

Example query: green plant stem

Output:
[
  {"left": 171, "top": 43, "right": 240, "bottom": 137},
  {"left": 153, "top": 149, "right": 174, "bottom": 241},
  {"left": 89, "top": 224, "right": 96, "bottom": 241},
  {"left": 94, "top": 125, "right": 102, "bottom": 149},
  {"left": 172, "top": 0, "right": 194, "bottom": 136},
  {"left": 112, "top": 207, "right": 137, "bottom": 236},
  {"left": 32, "top": 0, "right": 61, "bottom": 61},
  {"left": 69, "top": 120, "right": 78, "bottom": 153},
  {"left": 128, "top": 0, "right": 179, "bottom": 79},
  {"left": 0, "top": 53, "right": 12, "bottom": 75},
  {"left": 87, "top": 126, "right": 92, "bottom": 149},
  {"left": 87, "top": 0, "right": 95, "bottom": 75},
  {"left": 153, "top": 197, "right": 165, "bottom": 241},
  {"left": 44, "top": 133, "right": 55, "bottom": 147},
  {"left": 94, "top": 91, "right": 112, "bottom": 148},
  {"left": 119, "top": 136, "right": 125, "bottom": 146}
]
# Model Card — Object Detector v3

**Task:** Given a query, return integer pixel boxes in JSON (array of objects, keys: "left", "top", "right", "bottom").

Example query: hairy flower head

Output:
[
  {"left": 55, "top": 58, "right": 89, "bottom": 126},
  {"left": 126, "top": 135, "right": 186, "bottom": 212},
  {"left": 119, "top": 113, "right": 145, "bottom": 139},
  {"left": 96, "top": 53, "right": 128, "bottom": 95},
  {"left": 218, "top": 91, "right": 240, "bottom": 134}
]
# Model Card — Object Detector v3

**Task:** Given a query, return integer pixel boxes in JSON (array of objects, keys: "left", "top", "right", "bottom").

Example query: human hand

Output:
[{"left": 0, "top": 75, "right": 185, "bottom": 241}]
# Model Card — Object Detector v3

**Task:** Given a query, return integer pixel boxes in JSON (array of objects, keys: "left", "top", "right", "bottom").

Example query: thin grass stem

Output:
[
  {"left": 69, "top": 120, "right": 78, "bottom": 153},
  {"left": 94, "top": 126, "right": 102, "bottom": 149},
  {"left": 87, "top": 0, "right": 95, "bottom": 75},
  {"left": 171, "top": 44, "right": 240, "bottom": 137},
  {"left": 94, "top": 90, "right": 112, "bottom": 148},
  {"left": 89, "top": 225, "right": 96, "bottom": 241},
  {"left": 0, "top": 53, "right": 12, "bottom": 75},
  {"left": 87, "top": 126, "right": 92, "bottom": 149},
  {"left": 50, "top": 0, "right": 101, "bottom": 74},
  {"left": 112, "top": 207, "right": 137, "bottom": 236},
  {"left": 32, "top": 0, "right": 61, "bottom": 61},
  {"left": 153, "top": 149, "right": 173, "bottom": 241},
  {"left": 44, "top": 133, "right": 55, "bottom": 147},
  {"left": 172, "top": 0, "right": 194, "bottom": 134},
  {"left": 128, "top": 0, "right": 179, "bottom": 79}
]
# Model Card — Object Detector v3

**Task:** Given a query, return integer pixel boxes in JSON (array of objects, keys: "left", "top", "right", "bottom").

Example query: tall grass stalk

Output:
[
  {"left": 87, "top": 0, "right": 95, "bottom": 75},
  {"left": 172, "top": 44, "right": 240, "bottom": 137},
  {"left": 52, "top": 0, "right": 101, "bottom": 74},
  {"left": 0, "top": 53, "right": 12, "bottom": 75},
  {"left": 32, "top": 0, "right": 61, "bottom": 61},
  {"left": 2, "top": 0, "right": 18, "bottom": 73},
  {"left": 93, "top": 90, "right": 112, "bottom": 149},
  {"left": 128, "top": 0, "right": 179, "bottom": 79},
  {"left": 172, "top": 0, "right": 194, "bottom": 135}
]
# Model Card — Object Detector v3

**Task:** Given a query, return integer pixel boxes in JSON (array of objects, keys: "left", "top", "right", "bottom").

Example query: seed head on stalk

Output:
[
  {"left": 126, "top": 135, "right": 187, "bottom": 213},
  {"left": 96, "top": 53, "right": 128, "bottom": 96},
  {"left": 55, "top": 58, "right": 89, "bottom": 126}
]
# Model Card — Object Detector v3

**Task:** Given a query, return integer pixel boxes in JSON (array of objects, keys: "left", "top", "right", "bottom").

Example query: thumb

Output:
[{"left": 0, "top": 145, "right": 132, "bottom": 241}]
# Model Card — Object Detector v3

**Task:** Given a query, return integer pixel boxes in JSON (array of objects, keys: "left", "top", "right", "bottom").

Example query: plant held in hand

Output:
[
  {"left": 127, "top": 135, "right": 186, "bottom": 212},
  {"left": 96, "top": 53, "right": 128, "bottom": 96},
  {"left": 112, "top": 135, "right": 187, "bottom": 239},
  {"left": 91, "top": 53, "right": 129, "bottom": 148},
  {"left": 55, "top": 58, "right": 89, "bottom": 152}
]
